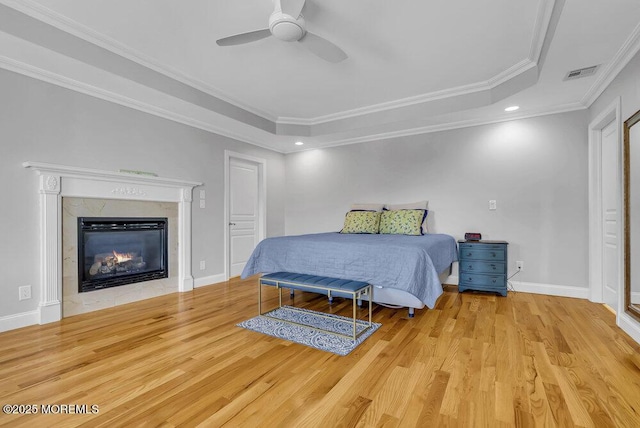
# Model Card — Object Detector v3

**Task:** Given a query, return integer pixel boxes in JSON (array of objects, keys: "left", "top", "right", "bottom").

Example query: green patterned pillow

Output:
[
  {"left": 340, "top": 211, "right": 381, "bottom": 234},
  {"left": 379, "top": 209, "right": 426, "bottom": 235}
]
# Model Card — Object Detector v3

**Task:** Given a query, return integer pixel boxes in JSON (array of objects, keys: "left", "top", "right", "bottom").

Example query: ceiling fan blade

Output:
[
  {"left": 299, "top": 32, "right": 347, "bottom": 63},
  {"left": 280, "top": 0, "right": 306, "bottom": 18},
  {"left": 216, "top": 29, "right": 271, "bottom": 46}
]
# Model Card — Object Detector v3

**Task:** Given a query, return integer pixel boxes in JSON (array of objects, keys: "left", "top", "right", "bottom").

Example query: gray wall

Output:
[
  {"left": 285, "top": 110, "right": 590, "bottom": 288},
  {"left": 0, "top": 68, "right": 285, "bottom": 319}
]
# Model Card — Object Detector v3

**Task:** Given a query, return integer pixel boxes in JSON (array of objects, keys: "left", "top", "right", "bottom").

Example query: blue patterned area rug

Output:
[{"left": 237, "top": 306, "right": 381, "bottom": 356}]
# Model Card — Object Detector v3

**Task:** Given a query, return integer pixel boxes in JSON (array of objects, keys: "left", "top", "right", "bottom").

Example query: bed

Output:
[{"left": 241, "top": 232, "right": 458, "bottom": 316}]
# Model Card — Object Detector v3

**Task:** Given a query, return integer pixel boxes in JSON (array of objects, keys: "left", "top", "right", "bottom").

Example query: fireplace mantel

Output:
[{"left": 23, "top": 161, "right": 202, "bottom": 324}]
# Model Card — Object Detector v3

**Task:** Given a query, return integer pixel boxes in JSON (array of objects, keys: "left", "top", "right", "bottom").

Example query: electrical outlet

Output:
[
  {"left": 199, "top": 199, "right": 206, "bottom": 209},
  {"left": 516, "top": 261, "right": 524, "bottom": 271},
  {"left": 489, "top": 200, "right": 497, "bottom": 210},
  {"left": 19, "top": 285, "right": 32, "bottom": 301},
  {"left": 199, "top": 260, "right": 206, "bottom": 270}
]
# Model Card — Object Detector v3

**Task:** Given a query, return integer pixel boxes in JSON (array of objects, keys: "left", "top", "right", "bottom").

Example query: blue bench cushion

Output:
[{"left": 260, "top": 272, "right": 369, "bottom": 297}]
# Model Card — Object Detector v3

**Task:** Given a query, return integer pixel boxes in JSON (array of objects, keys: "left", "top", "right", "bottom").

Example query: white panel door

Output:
[
  {"left": 601, "top": 120, "right": 619, "bottom": 310},
  {"left": 229, "top": 158, "right": 259, "bottom": 278}
]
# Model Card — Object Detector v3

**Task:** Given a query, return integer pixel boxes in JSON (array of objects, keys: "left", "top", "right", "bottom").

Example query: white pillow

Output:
[{"left": 350, "top": 203, "right": 385, "bottom": 212}]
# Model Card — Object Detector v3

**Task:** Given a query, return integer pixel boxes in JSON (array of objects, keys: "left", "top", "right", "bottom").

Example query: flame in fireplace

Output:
[{"left": 112, "top": 250, "right": 134, "bottom": 263}]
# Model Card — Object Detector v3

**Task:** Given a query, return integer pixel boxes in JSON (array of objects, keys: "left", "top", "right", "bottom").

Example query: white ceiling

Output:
[{"left": 1, "top": 0, "right": 640, "bottom": 153}]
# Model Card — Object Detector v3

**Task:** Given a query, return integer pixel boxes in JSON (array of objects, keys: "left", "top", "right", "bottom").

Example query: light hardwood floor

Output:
[{"left": 1, "top": 277, "right": 639, "bottom": 427}]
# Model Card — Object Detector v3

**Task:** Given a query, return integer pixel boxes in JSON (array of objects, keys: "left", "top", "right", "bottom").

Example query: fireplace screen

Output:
[{"left": 78, "top": 217, "right": 168, "bottom": 292}]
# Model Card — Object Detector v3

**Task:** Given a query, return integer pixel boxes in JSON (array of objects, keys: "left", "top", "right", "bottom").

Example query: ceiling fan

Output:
[{"left": 216, "top": 0, "right": 347, "bottom": 63}]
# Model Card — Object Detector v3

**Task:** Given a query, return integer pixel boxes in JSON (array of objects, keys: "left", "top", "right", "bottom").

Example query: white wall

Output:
[
  {"left": 285, "top": 111, "right": 590, "bottom": 293},
  {"left": 0, "top": 68, "right": 285, "bottom": 323}
]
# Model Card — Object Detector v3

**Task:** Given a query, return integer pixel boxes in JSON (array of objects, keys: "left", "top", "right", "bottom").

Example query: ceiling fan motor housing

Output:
[{"left": 269, "top": 12, "right": 306, "bottom": 42}]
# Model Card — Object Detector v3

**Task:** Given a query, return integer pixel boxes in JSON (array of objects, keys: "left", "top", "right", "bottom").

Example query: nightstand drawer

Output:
[
  {"left": 458, "top": 247, "right": 505, "bottom": 262},
  {"left": 458, "top": 274, "right": 505, "bottom": 288},
  {"left": 459, "top": 260, "right": 505, "bottom": 275}
]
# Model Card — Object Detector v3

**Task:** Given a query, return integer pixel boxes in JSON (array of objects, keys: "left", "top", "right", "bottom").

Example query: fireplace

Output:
[{"left": 78, "top": 217, "right": 169, "bottom": 292}]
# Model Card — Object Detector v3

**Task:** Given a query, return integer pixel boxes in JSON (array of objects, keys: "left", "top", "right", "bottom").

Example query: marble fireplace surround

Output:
[{"left": 23, "top": 161, "right": 202, "bottom": 325}]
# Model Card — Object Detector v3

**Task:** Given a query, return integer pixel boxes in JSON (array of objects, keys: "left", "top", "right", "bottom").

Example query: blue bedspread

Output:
[{"left": 241, "top": 232, "right": 458, "bottom": 309}]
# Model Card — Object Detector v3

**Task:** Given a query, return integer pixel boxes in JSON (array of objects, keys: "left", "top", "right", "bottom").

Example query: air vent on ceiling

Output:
[{"left": 564, "top": 65, "right": 599, "bottom": 80}]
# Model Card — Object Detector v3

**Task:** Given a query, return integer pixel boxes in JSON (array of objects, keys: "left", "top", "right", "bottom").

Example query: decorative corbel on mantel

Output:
[{"left": 23, "top": 161, "right": 202, "bottom": 325}]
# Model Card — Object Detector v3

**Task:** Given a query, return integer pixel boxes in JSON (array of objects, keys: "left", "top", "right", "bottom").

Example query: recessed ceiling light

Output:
[
  {"left": 505, "top": 106, "right": 520, "bottom": 112},
  {"left": 295, "top": 141, "right": 304, "bottom": 146}
]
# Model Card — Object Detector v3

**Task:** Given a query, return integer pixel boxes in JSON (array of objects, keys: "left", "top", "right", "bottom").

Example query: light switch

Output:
[
  {"left": 489, "top": 200, "right": 497, "bottom": 210},
  {"left": 199, "top": 190, "right": 206, "bottom": 199}
]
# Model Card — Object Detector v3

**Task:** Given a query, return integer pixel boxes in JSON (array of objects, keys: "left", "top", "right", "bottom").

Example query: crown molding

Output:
[
  {"left": 278, "top": 59, "right": 538, "bottom": 127},
  {"left": 0, "top": 0, "right": 278, "bottom": 122},
  {"left": 2, "top": 50, "right": 587, "bottom": 156},
  {"left": 1, "top": 53, "right": 585, "bottom": 156},
  {"left": 581, "top": 21, "right": 640, "bottom": 107},
  {"left": 0, "top": 54, "right": 279, "bottom": 153},
  {"left": 277, "top": 80, "right": 490, "bottom": 126},
  {"left": 487, "top": 59, "right": 538, "bottom": 89},
  {"left": 285, "top": 102, "right": 587, "bottom": 154},
  {"left": 529, "top": 0, "right": 556, "bottom": 63}
]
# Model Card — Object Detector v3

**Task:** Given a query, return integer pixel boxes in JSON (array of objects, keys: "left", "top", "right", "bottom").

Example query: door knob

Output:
[{"left": 229, "top": 222, "right": 236, "bottom": 226}]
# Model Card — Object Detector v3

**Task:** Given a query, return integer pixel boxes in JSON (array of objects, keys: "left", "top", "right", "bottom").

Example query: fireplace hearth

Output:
[{"left": 78, "top": 217, "right": 168, "bottom": 292}]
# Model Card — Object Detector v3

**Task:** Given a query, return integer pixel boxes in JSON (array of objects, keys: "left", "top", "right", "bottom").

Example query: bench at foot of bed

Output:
[{"left": 259, "top": 272, "right": 372, "bottom": 341}]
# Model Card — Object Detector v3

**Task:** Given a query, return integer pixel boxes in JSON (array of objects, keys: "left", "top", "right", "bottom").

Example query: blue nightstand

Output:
[{"left": 458, "top": 240, "right": 508, "bottom": 296}]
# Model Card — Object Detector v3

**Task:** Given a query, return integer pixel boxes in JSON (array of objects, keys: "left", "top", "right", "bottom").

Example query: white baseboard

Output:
[
  {"left": 619, "top": 313, "right": 640, "bottom": 345},
  {"left": 0, "top": 310, "right": 39, "bottom": 333},
  {"left": 0, "top": 275, "right": 227, "bottom": 333},
  {"left": 0, "top": 278, "right": 595, "bottom": 332},
  {"left": 194, "top": 273, "right": 226, "bottom": 288},
  {"left": 445, "top": 276, "right": 589, "bottom": 299},
  {"left": 443, "top": 274, "right": 457, "bottom": 285},
  {"left": 510, "top": 281, "right": 590, "bottom": 299},
  {"left": 0, "top": 274, "right": 226, "bottom": 333}
]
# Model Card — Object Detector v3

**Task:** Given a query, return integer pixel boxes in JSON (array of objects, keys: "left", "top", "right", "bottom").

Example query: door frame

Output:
[
  {"left": 588, "top": 97, "right": 622, "bottom": 308},
  {"left": 224, "top": 150, "right": 267, "bottom": 281}
]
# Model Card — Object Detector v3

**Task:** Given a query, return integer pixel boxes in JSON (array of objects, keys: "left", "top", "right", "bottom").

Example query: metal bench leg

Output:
[
  {"left": 368, "top": 287, "right": 372, "bottom": 326},
  {"left": 353, "top": 294, "right": 357, "bottom": 341},
  {"left": 258, "top": 280, "right": 262, "bottom": 316}
]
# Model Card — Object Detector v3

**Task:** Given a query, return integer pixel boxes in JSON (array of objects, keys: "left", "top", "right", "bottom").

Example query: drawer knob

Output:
[
  {"left": 491, "top": 252, "right": 496, "bottom": 257},
  {"left": 492, "top": 279, "right": 496, "bottom": 283},
  {"left": 467, "top": 277, "right": 473, "bottom": 282},
  {"left": 467, "top": 265, "right": 473, "bottom": 270}
]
